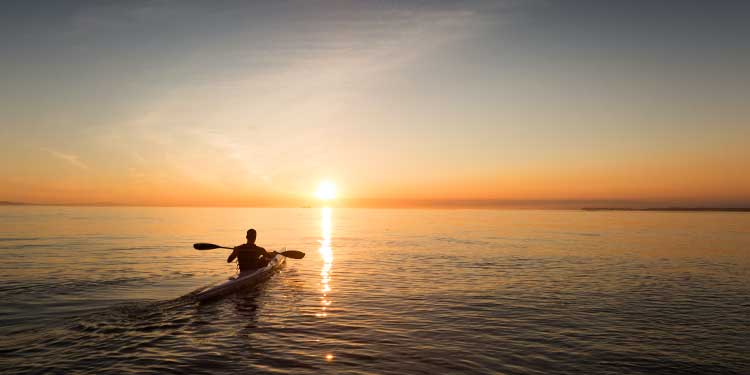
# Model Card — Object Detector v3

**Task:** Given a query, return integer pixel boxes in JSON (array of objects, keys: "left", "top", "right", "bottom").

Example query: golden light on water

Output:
[
  {"left": 317, "top": 207, "right": 333, "bottom": 319},
  {"left": 315, "top": 180, "right": 337, "bottom": 201}
]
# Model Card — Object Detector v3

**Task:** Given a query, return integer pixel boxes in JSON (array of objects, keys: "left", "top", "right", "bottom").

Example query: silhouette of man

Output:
[{"left": 227, "top": 229, "right": 274, "bottom": 273}]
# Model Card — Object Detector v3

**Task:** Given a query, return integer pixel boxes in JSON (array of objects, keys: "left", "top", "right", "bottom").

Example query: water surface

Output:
[{"left": 1, "top": 207, "right": 748, "bottom": 374}]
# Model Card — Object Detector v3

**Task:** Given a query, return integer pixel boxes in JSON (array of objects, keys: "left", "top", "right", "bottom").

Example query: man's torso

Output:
[{"left": 235, "top": 244, "right": 267, "bottom": 272}]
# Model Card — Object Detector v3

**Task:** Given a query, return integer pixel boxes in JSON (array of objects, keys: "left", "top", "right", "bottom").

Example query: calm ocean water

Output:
[{"left": 0, "top": 207, "right": 748, "bottom": 374}]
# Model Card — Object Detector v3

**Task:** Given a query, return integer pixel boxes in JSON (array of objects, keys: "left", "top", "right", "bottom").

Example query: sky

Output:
[{"left": 1, "top": 0, "right": 748, "bottom": 208}]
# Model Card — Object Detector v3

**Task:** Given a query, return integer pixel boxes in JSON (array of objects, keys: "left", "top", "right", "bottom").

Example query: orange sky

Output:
[{"left": 1, "top": 2, "right": 749, "bottom": 208}]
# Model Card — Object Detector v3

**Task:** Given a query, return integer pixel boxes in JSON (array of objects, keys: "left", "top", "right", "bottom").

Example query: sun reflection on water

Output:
[{"left": 317, "top": 207, "right": 333, "bottom": 318}]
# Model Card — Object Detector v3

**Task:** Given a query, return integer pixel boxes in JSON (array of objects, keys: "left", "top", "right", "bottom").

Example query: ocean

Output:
[{"left": 1, "top": 206, "right": 748, "bottom": 374}]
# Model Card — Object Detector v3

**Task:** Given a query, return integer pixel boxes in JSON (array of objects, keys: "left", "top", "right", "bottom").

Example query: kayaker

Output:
[{"left": 227, "top": 229, "right": 274, "bottom": 273}]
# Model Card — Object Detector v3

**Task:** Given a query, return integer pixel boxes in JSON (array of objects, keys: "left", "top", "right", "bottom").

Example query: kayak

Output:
[{"left": 195, "top": 253, "right": 286, "bottom": 302}]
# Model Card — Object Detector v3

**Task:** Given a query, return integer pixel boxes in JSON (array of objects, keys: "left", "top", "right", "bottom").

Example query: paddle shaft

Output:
[{"left": 193, "top": 243, "right": 305, "bottom": 259}]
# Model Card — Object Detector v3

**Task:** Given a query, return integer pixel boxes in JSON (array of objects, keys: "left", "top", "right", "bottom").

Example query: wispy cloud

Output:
[
  {"left": 43, "top": 149, "right": 89, "bottom": 170},
  {"left": 82, "top": 2, "right": 492, "bottom": 185}
]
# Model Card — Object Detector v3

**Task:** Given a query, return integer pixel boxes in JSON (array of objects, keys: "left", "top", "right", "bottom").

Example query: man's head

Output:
[{"left": 246, "top": 229, "right": 257, "bottom": 243}]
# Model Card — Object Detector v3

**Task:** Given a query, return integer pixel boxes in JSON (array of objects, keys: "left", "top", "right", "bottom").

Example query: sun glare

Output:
[{"left": 315, "top": 181, "right": 337, "bottom": 200}]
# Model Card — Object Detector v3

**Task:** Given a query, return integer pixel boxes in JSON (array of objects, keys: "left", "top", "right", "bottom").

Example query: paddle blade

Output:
[
  {"left": 280, "top": 250, "right": 305, "bottom": 259},
  {"left": 194, "top": 243, "right": 222, "bottom": 250}
]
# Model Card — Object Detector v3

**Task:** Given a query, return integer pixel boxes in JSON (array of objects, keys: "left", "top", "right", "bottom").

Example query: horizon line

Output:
[{"left": 2, "top": 199, "right": 749, "bottom": 210}]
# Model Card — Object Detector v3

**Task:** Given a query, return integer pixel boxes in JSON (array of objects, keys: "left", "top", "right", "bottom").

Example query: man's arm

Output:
[
  {"left": 259, "top": 246, "right": 273, "bottom": 259},
  {"left": 227, "top": 248, "right": 238, "bottom": 263}
]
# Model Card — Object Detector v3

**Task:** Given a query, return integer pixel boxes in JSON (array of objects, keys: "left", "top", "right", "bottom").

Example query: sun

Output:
[{"left": 315, "top": 180, "right": 337, "bottom": 200}]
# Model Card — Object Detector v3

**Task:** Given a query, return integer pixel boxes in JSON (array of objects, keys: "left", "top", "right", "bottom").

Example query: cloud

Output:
[
  {"left": 43, "top": 149, "right": 89, "bottom": 170},
  {"left": 71, "top": 1, "right": 515, "bottom": 201}
]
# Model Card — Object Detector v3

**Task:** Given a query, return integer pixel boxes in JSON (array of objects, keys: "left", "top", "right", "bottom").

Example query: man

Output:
[{"left": 227, "top": 229, "right": 274, "bottom": 273}]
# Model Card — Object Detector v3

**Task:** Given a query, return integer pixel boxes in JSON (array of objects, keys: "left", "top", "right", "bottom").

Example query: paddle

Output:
[
  {"left": 193, "top": 243, "right": 232, "bottom": 250},
  {"left": 193, "top": 243, "right": 305, "bottom": 259}
]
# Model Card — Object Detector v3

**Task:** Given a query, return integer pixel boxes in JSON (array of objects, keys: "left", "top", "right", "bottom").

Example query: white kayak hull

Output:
[{"left": 196, "top": 254, "right": 286, "bottom": 302}]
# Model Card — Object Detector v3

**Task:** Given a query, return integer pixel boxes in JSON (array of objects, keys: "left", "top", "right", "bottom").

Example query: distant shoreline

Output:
[
  {"left": 581, "top": 207, "right": 750, "bottom": 212},
  {"left": 0, "top": 201, "right": 27, "bottom": 206}
]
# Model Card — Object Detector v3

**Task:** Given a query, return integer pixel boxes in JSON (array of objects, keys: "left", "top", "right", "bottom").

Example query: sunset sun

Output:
[{"left": 315, "top": 181, "right": 337, "bottom": 201}]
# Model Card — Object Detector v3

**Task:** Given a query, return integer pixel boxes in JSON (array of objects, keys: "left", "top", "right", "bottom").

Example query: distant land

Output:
[
  {"left": 582, "top": 207, "right": 750, "bottom": 212},
  {"left": 0, "top": 201, "right": 27, "bottom": 206},
  {"left": 0, "top": 201, "right": 120, "bottom": 207}
]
